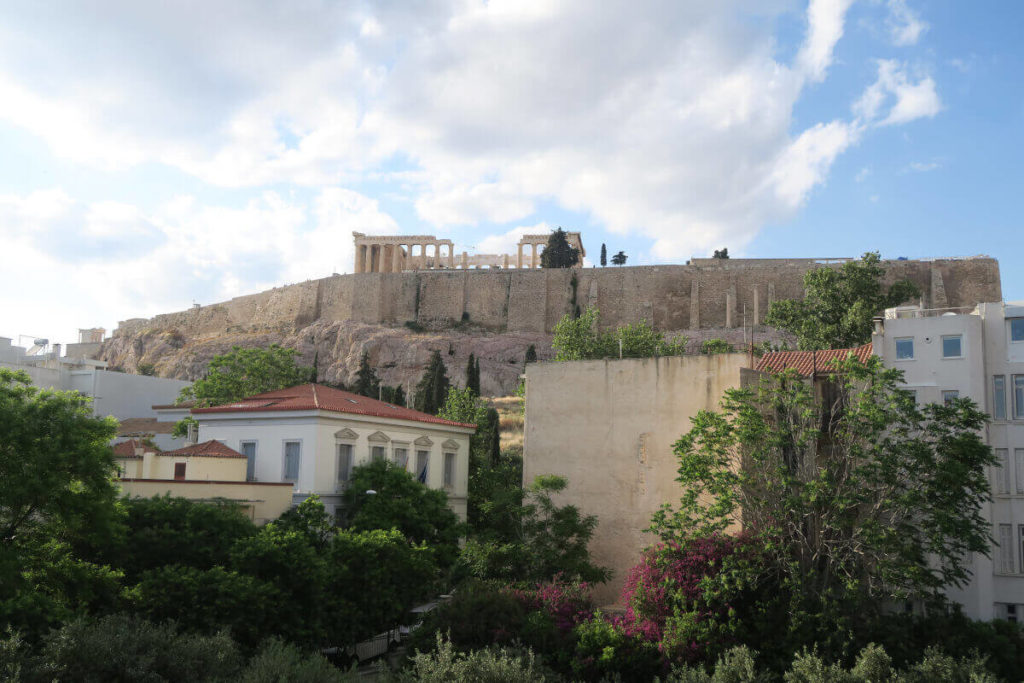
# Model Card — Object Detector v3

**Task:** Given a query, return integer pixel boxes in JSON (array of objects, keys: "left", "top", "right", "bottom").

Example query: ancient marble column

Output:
[
  {"left": 355, "top": 245, "right": 365, "bottom": 273},
  {"left": 531, "top": 244, "right": 538, "bottom": 269},
  {"left": 448, "top": 245, "right": 455, "bottom": 269},
  {"left": 517, "top": 244, "right": 523, "bottom": 269}
]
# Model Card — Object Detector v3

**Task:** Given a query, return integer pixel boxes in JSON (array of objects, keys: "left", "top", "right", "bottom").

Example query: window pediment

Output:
[
  {"left": 367, "top": 431, "right": 391, "bottom": 443},
  {"left": 334, "top": 428, "right": 358, "bottom": 440},
  {"left": 414, "top": 435, "right": 433, "bottom": 447},
  {"left": 442, "top": 438, "right": 460, "bottom": 451}
]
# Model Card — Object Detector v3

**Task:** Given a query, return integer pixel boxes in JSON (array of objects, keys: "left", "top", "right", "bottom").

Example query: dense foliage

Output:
[
  {"left": 651, "top": 356, "right": 994, "bottom": 624},
  {"left": 552, "top": 307, "right": 687, "bottom": 361},
  {"left": 699, "top": 339, "right": 734, "bottom": 354},
  {"left": 764, "top": 251, "right": 919, "bottom": 350},
  {"left": 540, "top": 228, "right": 581, "bottom": 269},
  {"left": 341, "top": 460, "right": 464, "bottom": 569}
]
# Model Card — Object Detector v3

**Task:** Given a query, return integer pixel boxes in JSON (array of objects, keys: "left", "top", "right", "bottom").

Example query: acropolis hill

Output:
[{"left": 99, "top": 242, "right": 1002, "bottom": 396}]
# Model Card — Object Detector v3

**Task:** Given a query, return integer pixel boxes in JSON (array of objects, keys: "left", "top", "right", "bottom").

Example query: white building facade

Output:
[
  {"left": 191, "top": 384, "right": 475, "bottom": 520},
  {"left": 872, "top": 301, "right": 1024, "bottom": 620}
]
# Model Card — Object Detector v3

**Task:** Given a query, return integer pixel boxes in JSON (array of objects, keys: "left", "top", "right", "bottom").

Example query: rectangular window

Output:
[
  {"left": 941, "top": 335, "right": 963, "bottom": 358},
  {"left": 1019, "top": 527, "right": 1024, "bottom": 578},
  {"left": 443, "top": 452, "right": 455, "bottom": 488},
  {"left": 283, "top": 441, "right": 301, "bottom": 482},
  {"left": 1000, "top": 524, "right": 1015, "bottom": 573},
  {"left": 1011, "top": 318, "right": 1024, "bottom": 343},
  {"left": 416, "top": 450, "right": 429, "bottom": 483},
  {"left": 902, "top": 388, "right": 917, "bottom": 405},
  {"left": 1017, "top": 450, "right": 1024, "bottom": 495},
  {"left": 994, "top": 376, "right": 1007, "bottom": 420},
  {"left": 240, "top": 441, "right": 257, "bottom": 481},
  {"left": 998, "top": 603, "right": 1019, "bottom": 622},
  {"left": 942, "top": 390, "right": 959, "bottom": 405},
  {"left": 996, "top": 449, "right": 1011, "bottom": 494},
  {"left": 337, "top": 443, "right": 353, "bottom": 484},
  {"left": 393, "top": 447, "right": 409, "bottom": 469},
  {"left": 371, "top": 445, "right": 386, "bottom": 461},
  {"left": 1015, "top": 376, "right": 1024, "bottom": 419},
  {"left": 173, "top": 462, "right": 186, "bottom": 481},
  {"left": 895, "top": 337, "right": 914, "bottom": 360}
]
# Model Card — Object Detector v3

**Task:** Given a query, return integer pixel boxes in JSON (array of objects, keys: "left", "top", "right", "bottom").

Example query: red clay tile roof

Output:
[
  {"left": 117, "top": 417, "right": 176, "bottom": 436},
  {"left": 754, "top": 343, "right": 874, "bottom": 376},
  {"left": 162, "top": 440, "right": 247, "bottom": 459},
  {"left": 191, "top": 384, "right": 476, "bottom": 430},
  {"left": 152, "top": 401, "right": 194, "bottom": 410},
  {"left": 112, "top": 438, "right": 158, "bottom": 458}
]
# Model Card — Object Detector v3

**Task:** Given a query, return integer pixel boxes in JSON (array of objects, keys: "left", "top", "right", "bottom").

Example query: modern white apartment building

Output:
[
  {"left": 872, "top": 301, "right": 1024, "bottom": 620},
  {"left": 190, "top": 383, "right": 476, "bottom": 520}
]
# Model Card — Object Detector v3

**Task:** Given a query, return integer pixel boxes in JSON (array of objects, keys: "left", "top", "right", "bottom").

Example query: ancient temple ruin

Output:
[{"left": 352, "top": 231, "right": 585, "bottom": 272}]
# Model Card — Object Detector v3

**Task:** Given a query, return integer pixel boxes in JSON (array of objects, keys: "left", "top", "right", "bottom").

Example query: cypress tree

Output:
[
  {"left": 484, "top": 407, "right": 501, "bottom": 465},
  {"left": 525, "top": 344, "right": 537, "bottom": 364},
  {"left": 600, "top": 243, "right": 607, "bottom": 267},
  {"left": 414, "top": 350, "right": 450, "bottom": 414},
  {"left": 474, "top": 357, "right": 482, "bottom": 395},
  {"left": 465, "top": 353, "right": 479, "bottom": 394},
  {"left": 354, "top": 351, "right": 380, "bottom": 398}
]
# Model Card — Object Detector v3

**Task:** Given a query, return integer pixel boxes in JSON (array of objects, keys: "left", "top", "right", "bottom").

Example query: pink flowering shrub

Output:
[
  {"left": 507, "top": 578, "right": 595, "bottom": 634},
  {"left": 617, "top": 533, "right": 769, "bottom": 662}
]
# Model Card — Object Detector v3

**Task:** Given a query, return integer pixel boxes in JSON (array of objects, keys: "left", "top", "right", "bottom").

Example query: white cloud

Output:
[
  {"left": 905, "top": 160, "right": 941, "bottom": 172},
  {"left": 0, "top": 186, "right": 397, "bottom": 343},
  {"left": 0, "top": 0, "right": 941, "bottom": 298},
  {"left": 854, "top": 59, "right": 941, "bottom": 126},
  {"left": 886, "top": 0, "right": 928, "bottom": 46},
  {"left": 474, "top": 223, "right": 551, "bottom": 255},
  {"left": 798, "top": 0, "right": 856, "bottom": 82},
  {"left": 855, "top": 166, "right": 871, "bottom": 182}
]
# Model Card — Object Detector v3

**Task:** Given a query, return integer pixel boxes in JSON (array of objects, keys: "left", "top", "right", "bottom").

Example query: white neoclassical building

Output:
[
  {"left": 190, "top": 384, "right": 476, "bottom": 520},
  {"left": 872, "top": 301, "right": 1024, "bottom": 621}
]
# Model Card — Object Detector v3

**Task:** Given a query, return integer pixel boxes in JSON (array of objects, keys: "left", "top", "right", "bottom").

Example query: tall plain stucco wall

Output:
[
  {"left": 118, "top": 480, "right": 294, "bottom": 525},
  {"left": 523, "top": 353, "right": 749, "bottom": 604},
  {"left": 113, "top": 258, "right": 1002, "bottom": 340}
]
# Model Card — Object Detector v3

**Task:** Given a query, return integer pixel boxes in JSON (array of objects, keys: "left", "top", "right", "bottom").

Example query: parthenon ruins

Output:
[{"left": 352, "top": 231, "right": 586, "bottom": 273}]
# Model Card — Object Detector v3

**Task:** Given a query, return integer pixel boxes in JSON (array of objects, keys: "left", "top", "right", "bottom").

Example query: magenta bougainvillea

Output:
[
  {"left": 616, "top": 533, "right": 763, "bottom": 659},
  {"left": 508, "top": 577, "right": 595, "bottom": 634}
]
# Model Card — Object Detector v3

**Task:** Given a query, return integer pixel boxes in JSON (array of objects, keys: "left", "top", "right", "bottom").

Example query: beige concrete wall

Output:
[
  {"left": 113, "top": 258, "right": 1002, "bottom": 339},
  {"left": 143, "top": 454, "right": 247, "bottom": 481},
  {"left": 523, "top": 353, "right": 749, "bottom": 605},
  {"left": 119, "top": 479, "right": 294, "bottom": 525}
]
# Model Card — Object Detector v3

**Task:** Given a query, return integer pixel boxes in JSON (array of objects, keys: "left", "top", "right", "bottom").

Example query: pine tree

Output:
[
  {"left": 475, "top": 357, "right": 482, "bottom": 395},
  {"left": 392, "top": 385, "right": 406, "bottom": 407},
  {"left": 414, "top": 350, "right": 450, "bottom": 415},
  {"left": 310, "top": 350, "right": 319, "bottom": 382},
  {"left": 540, "top": 228, "right": 581, "bottom": 268},
  {"left": 525, "top": 344, "right": 537, "bottom": 364},
  {"left": 354, "top": 351, "right": 380, "bottom": 398},
  {"left": 600, "top": 243, "right": 607, "bottom": 267},
  {"left": 484, "top": 407, "right": 501, "bottom": 465},
  {"left": 611, "top": 251, "right": 627, "bottom": 266}
]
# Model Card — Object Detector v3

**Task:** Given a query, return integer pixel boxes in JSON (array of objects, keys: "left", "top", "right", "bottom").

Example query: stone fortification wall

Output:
[{"left": 114, "top": 257, "right": 1001, "bottom": 340}]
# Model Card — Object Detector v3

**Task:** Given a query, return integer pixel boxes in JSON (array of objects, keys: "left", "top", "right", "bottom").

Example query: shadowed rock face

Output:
[{"left": 99, "top": 318, "right": 795, "bottom": 398}]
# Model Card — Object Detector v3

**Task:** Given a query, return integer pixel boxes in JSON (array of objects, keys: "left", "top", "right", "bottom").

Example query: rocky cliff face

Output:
[{"left": 98, "top": 319, "right": 791, "bottom": 398}]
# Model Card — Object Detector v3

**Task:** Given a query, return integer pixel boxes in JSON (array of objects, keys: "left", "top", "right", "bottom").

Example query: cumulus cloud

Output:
[
  {"left": 0, "top": 0, "right": 945, "bottom": 339},
  {"left": 854, "top": 59, "right": 941, "bottom": 126}
]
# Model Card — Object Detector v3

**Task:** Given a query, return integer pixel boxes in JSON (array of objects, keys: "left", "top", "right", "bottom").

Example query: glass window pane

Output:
[
  {"left": 1011, "top": 319, "right": 1024, "bottom": 342},
  {"left": 1000, "top": 524, "right": 1015, "bottom": 573},
  {"left": 416, "top": 450, "right": 429, "bottom": 483},
  {"left": 372, "top": 445, "right": 385, "bottom": 461},
  {"left": 942, "top": 390, "right": 959, "bottom": 405},
  {"left": 1015, "top": 376, "right": 1024, "bottom": 419},
  {"left": 895, "top": 338, "right": 914, "bottom": 359},
  {"left": 284, "top": 442, "right": 300, "bottom": 481},
  {"left": 996, "top": 449, "right": 1010, "bottom": 494},
  {"left": 242, "top": 441, "right": 256, "bottom": 481},
  {"left": 337, "top": 444, "right": 353, "bottom": 482},
  {"left": 443, "top": 453, "right": 455, "bottom": 487},
  {"left": 393, "top": 448, "right": 408, "bottom": 469},
  {"left": 994, "top": 376, "right": 1007, "bottom": 420},
  {"left": 942, "top": 335, "right": 962, "bottom": 358},
  {"left": 1016, "top": 450, "right": 1024, "bottom": 495}
]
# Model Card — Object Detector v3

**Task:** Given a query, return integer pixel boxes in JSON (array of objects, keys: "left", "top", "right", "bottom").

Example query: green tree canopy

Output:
[
  {"left": 552, "top": 307, "right": 687, "bottom": 361},
  {"left": 611, "top": 251, "right": 627, "bottom": 266},
  {"left": 540, "top": 228, "right": 581, "bottom": 268},
  {"left": 651, "top": 356, "right": 994, "bottom": 620},
  {"left": 764, "top": 251, "right": 920, "bottom": 350},
  {"left": 341, "top": 460, "right": 465, "bottom": 569},
  {"left": 464, "top": 353, "right": 481, "bottom": 395},
  {"left": 712, "top": 247, "right": 729, "bottom": 259},
  {"left": 413, "top": 350, "right": 450, "bottom": 415},
  {"left": 600, "top": 243, "right": 607, "bottom": 267},
  {"left": 525, "top": 344, "right": 537, "bottom": 364},
  {"left": 172, "top": 345, "right": 311, "bottom": 438}
]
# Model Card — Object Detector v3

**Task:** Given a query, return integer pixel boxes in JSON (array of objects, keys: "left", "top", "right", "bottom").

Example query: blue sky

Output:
[{"left": 0, "top": 0, "right": 1019, "bottom": 346}]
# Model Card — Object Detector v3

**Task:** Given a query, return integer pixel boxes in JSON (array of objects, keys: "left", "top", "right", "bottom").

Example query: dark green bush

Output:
[
  {"left": 406, "top": 582, "right": 527, "bottom": 656},
  {"left": 239, "top": 638, "right": 356, "bottom": 682}
]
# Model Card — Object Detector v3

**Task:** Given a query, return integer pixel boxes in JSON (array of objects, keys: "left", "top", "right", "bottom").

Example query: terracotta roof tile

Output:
[
  {"left": 754, "top": 343, "right": 874, "bottom": 377},
  {"left": 191, "top": 384, "right": 476, "bottom": 430},
  {"left": 162, "top": 440, "right": 247, "bottom": 459},
  {"left": 112, "top": 438, "right": 158, "bottom": 459}
]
